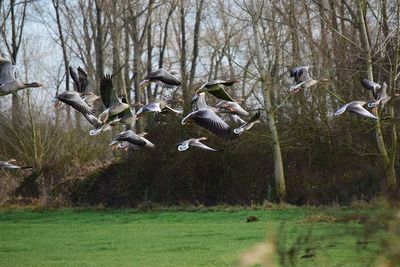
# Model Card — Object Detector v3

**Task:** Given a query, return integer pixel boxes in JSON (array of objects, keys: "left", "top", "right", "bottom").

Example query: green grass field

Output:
[{"left": 0, "top": 206, "right": 395, "bottom": 266}]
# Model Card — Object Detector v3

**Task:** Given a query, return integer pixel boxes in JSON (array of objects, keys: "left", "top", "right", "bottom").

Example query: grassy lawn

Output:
[{"left": 0, "top": 206, "right": 395, "bottom": 266}]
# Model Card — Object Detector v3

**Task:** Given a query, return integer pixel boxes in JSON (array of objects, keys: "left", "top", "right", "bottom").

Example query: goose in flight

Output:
[
  {"left": 177, "top": 137, "right": 219, "bottom": 152},
  {"left": 98, "top": 74, "right": 130, "bottom": 123},
  {"left": 110, "top": 130, "right": 155, "bottom": 150},
  {"left": 140, "top": 68, "right": 181, "bottom": 88},
  {"left": 69, "top": 66, "right": 100, "bottom": 106},
  {"left": 0, "top": 56, "right": 42, "bottom": 96},
  {"left": 191, "top": 92, "right": 248, "bottom": 120},
  {"left": 0, "top": 159, "right": 32, "bottom": 170},
  {"left": 190, "top": 92, "right": 258, "bottom": 134},
  {"left": 334, "top": 101, "right": 378, "bottom": 120},
  {"left": 182, "top": 108, "right": 235, "bottom": 139},
  {"left": 136, "top": 100, "right": 183, "bottom": 117},
  {"left": 54, "top": 67, "right": 99, "bottom": 111},
  {"left": 182, "top": 107, "right": 260, "bottom": 139},
  {"left": 53, "top": 90, "right": 102, "bottom": 129},
  {"left": 90, "top": 108, "right": 137, "bottom": 136},
  {"left": 289, "top": 66, "right": 317, "bottom": 93},
  {"left": 194, "top": 79, "right": 240, "bottom": 102},
  {"left": 90, "top": 96, "right": 136, "bottom": 136},
  {"left": 366, "top": 82, "right": 400, "bottom": 109}
]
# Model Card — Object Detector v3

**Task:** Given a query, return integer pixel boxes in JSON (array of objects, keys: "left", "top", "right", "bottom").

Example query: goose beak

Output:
[
  {"left": 53, "top": 99, "right": 63, "bottom": 110},
  {"left": 109, "top": 140, "right": 118, "bottom": 146}
]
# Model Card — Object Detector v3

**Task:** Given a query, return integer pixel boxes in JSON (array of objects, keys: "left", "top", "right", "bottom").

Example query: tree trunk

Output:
[
  {"left": 250, "top": 0, "right": 286, "bottom": 201},
  {"left": 133, "top": 31, "right": 143, "bottom": 132},
  {"left": 158, "top": 3, "right": 175, "bottom": 69},
  {"left": 188, "top": 0, "right": 204, "bottom": 89},
  {"left": 123, "top": 5, "right": 131, "bottom": 104},
  {"left": 130, "top": 5, "right": 143, "bottom": 132},
  {"left": 110, "top": 1, "right": 124, "bottom": 95},
  {"left": 52, "top": 0, "right": 72, "bottom": 128},
  {"left": 94, "top": 0, "right": 104, "bottom": 85},
  {"left": 358, "top": 1, "right": 397, "bottom": 191},
  {"left": 179, "top": 1, "right": 190, "bottom": 112},
  {"left": 146, "top": 0, "right": 154, "bottom": 102},
  {"left": 155, "top": 3, "right": 176, "bottom": 99}
]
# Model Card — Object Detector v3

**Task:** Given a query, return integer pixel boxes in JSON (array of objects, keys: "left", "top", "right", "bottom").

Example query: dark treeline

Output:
[
  {"left": 69, "top": 117, "right": 386, "bottom": 206},
  {"left": 0, "top": 0, "right": 399, "bottom": 206}
]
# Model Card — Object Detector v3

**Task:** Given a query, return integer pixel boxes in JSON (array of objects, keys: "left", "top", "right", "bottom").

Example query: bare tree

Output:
[
  {"left": 357, "top": 0, "right": 397, "bottom": 192},
  {"left": 52, "top": 0, "right": 72, "bottom": 128},
  {"left": 247, "top": 0, "right": 286, "bottom": 200},
  {"left": 146, "top": 0, "right": 154, "bottom": 102},
  {"left": 93, "top": 0, "right": 105, "bottom": 84},
  {"left": 177, "top": 0, "right": 205, "bottom": 112},
  {"left": 127, "top": 0, "right": 153, "bottom": 132}
]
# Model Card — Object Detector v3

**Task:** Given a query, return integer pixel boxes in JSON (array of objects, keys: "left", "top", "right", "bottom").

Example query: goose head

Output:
[{"left": 177, "top": 142, "right": 189, "bottom": 151}]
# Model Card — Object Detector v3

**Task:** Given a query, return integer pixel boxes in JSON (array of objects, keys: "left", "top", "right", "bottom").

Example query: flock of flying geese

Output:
[
  {"left": 59, "top": 67, "right": 262, "bottom": 151},
  {"left": 290, "top": 66, "right": 400, "bottom": 119},
  {"left": 0, "top": 54, "right": 399, "bottom": 170}
]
